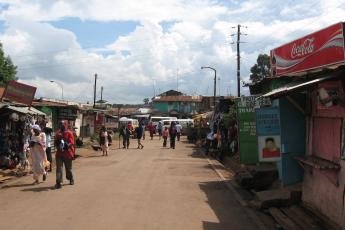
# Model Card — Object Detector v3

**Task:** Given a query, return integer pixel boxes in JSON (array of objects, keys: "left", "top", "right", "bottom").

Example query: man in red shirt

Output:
[{"left": 54, "top": 121, "right": 75, "bottom": 189}]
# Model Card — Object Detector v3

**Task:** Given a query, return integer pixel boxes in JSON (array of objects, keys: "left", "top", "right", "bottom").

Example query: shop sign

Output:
[
  {"left": 236, "top": 96, "right": 263, "bottom": 164},
  {"left": 237, "top": 96, "right": 271, "bottom": 111},
  {"left": 256, "top": 107, "right": 281, "bottom": 162},
  {"left": 2, "top": 81, "right": 36, "bottom": 105},
  {"left": 271, "top": 22, "right": 345, "bottom": 77}
]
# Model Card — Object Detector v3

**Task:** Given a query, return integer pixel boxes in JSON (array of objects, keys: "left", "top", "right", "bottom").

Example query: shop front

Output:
[
  {"left": 262, "top": 22, "right": 345, "bottom": 227},
  {"left": 0, "top": 104, "right": 46, "bottom": 169}
]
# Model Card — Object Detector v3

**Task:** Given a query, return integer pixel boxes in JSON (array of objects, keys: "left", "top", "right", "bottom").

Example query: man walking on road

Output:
[
  {"left": 175, "top": 122, "right": 182, "bottom": 141},
  {"left": 54, "top": 121, "right": 75, "bottom": 189},
  {"left": 135, "top": 124, "right": 144, "bottom": 149},
  {"left": 169, "top": 122, "right": 177, "bottom": 149},
  {"left": 120, "top": 125, "right": 130, "bottom": 149}
]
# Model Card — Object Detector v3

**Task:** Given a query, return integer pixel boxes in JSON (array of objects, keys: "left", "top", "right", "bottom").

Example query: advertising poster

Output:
[
  {"left": 256, "top": 107, "right": 281, "bottom": 162},
  {"left": 236, "top": 96, "right": 271, "bottom": 164}
]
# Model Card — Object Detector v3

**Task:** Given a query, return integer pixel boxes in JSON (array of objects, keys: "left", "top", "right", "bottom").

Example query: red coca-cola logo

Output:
[{"left": 291, "top": 37, "right": 315, "bottom": 58}]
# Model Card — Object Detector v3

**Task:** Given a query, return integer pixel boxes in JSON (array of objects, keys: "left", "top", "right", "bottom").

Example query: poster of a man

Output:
[
  {"left": 258, "top": 135, "right": 281, "bottom": 162},
  {"left": 262, "top": 137, "right": 280, "bottom": 158}
]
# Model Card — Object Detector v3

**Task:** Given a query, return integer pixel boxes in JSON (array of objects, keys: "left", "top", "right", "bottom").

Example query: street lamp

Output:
[
  {"left": 50, "top": 80, "right": 64, "bottom": 100},
  {"left": 201, "top": 66, "right": 217, "bottom": 110}
]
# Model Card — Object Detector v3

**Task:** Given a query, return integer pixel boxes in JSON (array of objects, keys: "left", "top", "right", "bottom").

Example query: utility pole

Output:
[
  {"left": 101, "top": 86, "right": 104, "bottom": 101},
  {"left": 93, "top": 73, "right": 97, "bottom": 108},
  {"left": 237, "top": 25, "right": 241, "bottom": 97},
  {"left": 232, "top": 24, "right": 247, "bottom": 97}
]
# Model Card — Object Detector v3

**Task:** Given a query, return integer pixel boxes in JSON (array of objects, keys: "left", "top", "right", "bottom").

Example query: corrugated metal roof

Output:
[
  {"left": 153, "top": 95, "right": 202, "bottom": 102},
  {"left": 4, "top": 105, "right": 46, "bottom": 116},
  {"left": 260, "top": 74, "right": 338, "bottom": 98}
]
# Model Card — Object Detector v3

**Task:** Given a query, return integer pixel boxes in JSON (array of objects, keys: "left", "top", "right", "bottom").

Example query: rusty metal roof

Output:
[{"left": 153, "top": 95, "right": 202, "bottom": 102}]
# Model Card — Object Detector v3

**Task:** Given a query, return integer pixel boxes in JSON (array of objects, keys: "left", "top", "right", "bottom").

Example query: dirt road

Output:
[{"left": 0, "top": 136, "right": 260, "bottom": 230}]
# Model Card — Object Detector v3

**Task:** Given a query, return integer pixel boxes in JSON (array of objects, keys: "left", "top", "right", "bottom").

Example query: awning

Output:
[
  {"left": 260, "top": 73, "right": 340, "bottom": 98},
  {"left": 5, "top": 105, "right": 46, "bottom": 116}
]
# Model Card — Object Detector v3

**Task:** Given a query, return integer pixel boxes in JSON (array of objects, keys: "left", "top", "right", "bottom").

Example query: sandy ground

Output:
[{"left": 0, "top": 135, "right": 260, "bottom": 230}]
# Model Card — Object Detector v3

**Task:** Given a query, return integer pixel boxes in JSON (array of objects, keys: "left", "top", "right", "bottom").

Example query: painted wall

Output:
[
  {"left": 153, "top": 101, "right": 200, "bottom": 114},
  {"left": 278, "top": 95, "right": 306, "bottom": 186},
  {"left": 303, "top": 80, "right": 345, "bottom": 226},
  {"left": 153, "top": 102, "right": 169, "bottom": 113}
]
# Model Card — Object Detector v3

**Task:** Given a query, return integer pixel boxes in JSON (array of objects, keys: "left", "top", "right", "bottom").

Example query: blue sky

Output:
[
  {"left": 50, "top": 18, "right": 140, "bottom": 49},
  {"left": 0, "top": 0, "right": 343, "bottom": 103}
]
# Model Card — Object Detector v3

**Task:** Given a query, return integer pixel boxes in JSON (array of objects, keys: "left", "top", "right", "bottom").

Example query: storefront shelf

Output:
[{"left": 294, "top": 156, "right": 341, "bottom": 171}]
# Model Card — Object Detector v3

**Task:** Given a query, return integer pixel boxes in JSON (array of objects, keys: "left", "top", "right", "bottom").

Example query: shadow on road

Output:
[
  {"left": 2, "top": 182, "right": 35, "bottom": 189},
  {"left": 199, "top": 181, "right": 256, "bottom": 230},
  {"left": 21, "top": 186, "right": 54, "bottom": 192}
]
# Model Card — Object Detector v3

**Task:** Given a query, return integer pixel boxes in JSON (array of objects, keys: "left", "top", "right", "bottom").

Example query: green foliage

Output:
[
  {"left": 0, "top": 43, "right": 17, "bottom": 87},
  {"left": 249, "top": 54, "right": 270, "bottom": 83},
  {"left": 143, "top": 98, "right": 149, "bottom": 104}
]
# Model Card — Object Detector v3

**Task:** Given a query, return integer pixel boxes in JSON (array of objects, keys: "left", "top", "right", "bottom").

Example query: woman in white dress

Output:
[{"left": 30, "top": 125, "right": 48, "bottom": 184}]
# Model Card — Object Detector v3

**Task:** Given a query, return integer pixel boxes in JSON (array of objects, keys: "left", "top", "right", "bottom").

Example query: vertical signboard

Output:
[
  {"left": 256, "top": 107, "right": 281, "bottom": 162},
  {"left": 237, "top": 96, "right": 271, "bottom": 164}
]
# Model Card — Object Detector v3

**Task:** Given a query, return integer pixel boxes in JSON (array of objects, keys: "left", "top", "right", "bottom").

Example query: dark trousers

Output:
[
  {"left": 177, "top": 132, "right": 181, "bottom": 141},
  {"left": 163, "top": 136, "right": 167, "bottom": 147},
  {"left": 170, "top": 136, "right": 176, "bottom": 149},
  {"left": 56, "top": 156, "right": 73, "bottom": 184},
  {"left": 123, "top": 137, "right": 130, "bottom": 148}
]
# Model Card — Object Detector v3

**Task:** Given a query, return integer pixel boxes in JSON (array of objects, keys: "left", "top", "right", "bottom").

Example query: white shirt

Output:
[
  {"left": 175, "top": 124, "right": 182, "bottom": 133},
  {"left": 46, "top": 133, "right": 51, "bottom": 148}
]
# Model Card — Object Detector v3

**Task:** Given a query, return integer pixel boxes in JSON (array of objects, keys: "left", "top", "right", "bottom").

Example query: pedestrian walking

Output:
[
  {"left": 29, "top": 125, "right": 48, "bottom": 184},
  {"left": 119, "top": 125, "right": 130, "bottom": 149},
  {"left": 99, "top": 126, "right": 109, "bottom": 156},
  {"left": 141, "top": 123, "right": 146, "bottom": 140},
  {"left": 175, "top": 122, "right": 182, "bottom": 141},
  {"left": 135, "top": 124, "right": 144, "bottom": 149},
  {"left": 162, "top": 126, "right": 169, "bottom": 147},
  {"left": 169, "top": 122, "right": 177, "bottom": 149},
  {"left": 44, "top": 127, "right": 53, "bottom": 172},
  {"left": 157, "top": 121, "right": 163, "bottom": 140},
  {"left": 54, "top": 121, "right": 75, "bottom": 189},
  {"left": 148, "top": 122, "right": 155, "bottom": 140}
]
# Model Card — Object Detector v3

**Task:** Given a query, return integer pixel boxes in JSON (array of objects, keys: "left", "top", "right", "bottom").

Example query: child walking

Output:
[{"left": 162, "top": 127, "right": 169, "bottom": 147}]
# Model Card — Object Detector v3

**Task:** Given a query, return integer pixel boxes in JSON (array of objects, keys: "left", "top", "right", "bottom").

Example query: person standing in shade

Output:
[
  {"left": 54, "top": 121, "right": 75, "bottom": 189},
  {"left": 135, "top": 124, "right": 144, "bottom": 149},
  {"left": 30, "top": 125, "right": 48, "bottom": 184},
  {"left": 120, "top": 125, "right": 130, "bottom": 149},
  {"left": 175, "top": 122, "right": 182, "bottom": 141},
  {"left": 162, "top": 126, "right": 169, "bottom": 147},
  {"left": 99, "top": 126, "right": 109, "bottom": 156},
  {"left": 169, "top": 122, "right": 177, "bottom": 149},
  {"left": 44, "top": 127, "right": 53, "bottom": 172}
]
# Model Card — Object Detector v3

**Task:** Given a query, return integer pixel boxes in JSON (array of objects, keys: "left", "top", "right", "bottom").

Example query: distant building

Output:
[
  {"left": 152, "top": 94, "right": 202, "bottom": 117},
  {"left": 158, "top": 90, "right": 184, "bottom": 97}
]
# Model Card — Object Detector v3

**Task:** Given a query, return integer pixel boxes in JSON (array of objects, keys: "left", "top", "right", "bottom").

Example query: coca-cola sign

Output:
[
  {"left": 291, "top": 38, "right": 315, "bottom": 58},
  {"left": 271, "top": 22, "right": 345, "bottom": 77}
]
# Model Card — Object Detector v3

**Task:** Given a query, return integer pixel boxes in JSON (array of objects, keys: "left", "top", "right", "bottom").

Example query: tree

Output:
[
  {"left": 0, "top": 43, "right": 17, "bottom": 87},
  {"left": 143, "top": 98, "right": 149, "bottom": 104},
  {"left": 249, "top": 54, "right": 270, "bottom": 83}
]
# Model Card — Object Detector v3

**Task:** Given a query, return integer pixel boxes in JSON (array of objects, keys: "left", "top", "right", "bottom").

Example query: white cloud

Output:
[{"left": 0, "top": 0, "right": 344, "bottom": 102}]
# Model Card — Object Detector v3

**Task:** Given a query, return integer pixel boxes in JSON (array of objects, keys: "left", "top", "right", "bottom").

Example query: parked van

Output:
[
  {"left": 119, "top": 117, "right": 139, "bottom": 129},
  {"left": 150, "top": 116, "right": 177, "bottom": 128},
  {"left": 177, "top": 119, "right": 194, "bottom": 135}
]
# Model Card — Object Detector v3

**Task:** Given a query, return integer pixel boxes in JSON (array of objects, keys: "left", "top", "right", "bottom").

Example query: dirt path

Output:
[{"left": 0, "top": 135, "right": 260, "bottom": 230}]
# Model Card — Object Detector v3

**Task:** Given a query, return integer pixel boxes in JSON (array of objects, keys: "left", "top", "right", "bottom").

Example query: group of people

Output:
[
  {"left": 116, "top": 120, "right": 183, "bottom": 150},
  {"left": 28, "top": 121, "right": 75, "bottom": 189}
]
